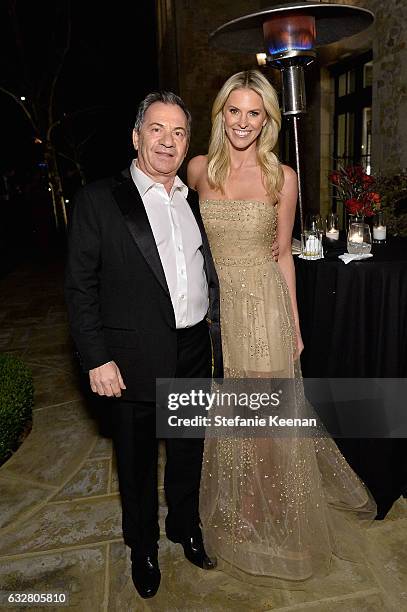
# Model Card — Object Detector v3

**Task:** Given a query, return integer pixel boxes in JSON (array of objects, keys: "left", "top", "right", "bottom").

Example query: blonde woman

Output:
[{"left": 188, "top": 70, "right": 375, "bottom": 584}]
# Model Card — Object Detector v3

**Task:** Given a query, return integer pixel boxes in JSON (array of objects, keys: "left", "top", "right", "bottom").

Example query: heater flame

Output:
[{"left": 263, "top": 13, "right": 316, "bottom": 56}]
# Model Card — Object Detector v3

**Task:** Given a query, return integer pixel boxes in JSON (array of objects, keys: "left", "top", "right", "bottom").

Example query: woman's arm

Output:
[{"left": 276, "top": 164, "right": 304, "bottom": 357}]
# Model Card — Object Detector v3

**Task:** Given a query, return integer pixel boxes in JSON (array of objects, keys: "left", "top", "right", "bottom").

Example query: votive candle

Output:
[
  {"left": 326, "top": 228, "right": 339, "bottom": 240},
  {"left": 373, "top": 225, "right": 386, "bottom": 240}
]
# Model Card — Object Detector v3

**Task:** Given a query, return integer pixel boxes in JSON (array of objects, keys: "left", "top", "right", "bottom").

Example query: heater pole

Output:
[{"left": 292, "top": 115, "right": 304, "bottom": 236}]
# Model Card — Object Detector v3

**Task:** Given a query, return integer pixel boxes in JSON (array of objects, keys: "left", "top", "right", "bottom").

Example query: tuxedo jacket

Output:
[{"left": 65, "top": 169, "right": 223, "bottom": 401}]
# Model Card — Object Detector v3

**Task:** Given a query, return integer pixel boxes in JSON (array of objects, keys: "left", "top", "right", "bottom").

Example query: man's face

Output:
[{"left": 133, "top": 102, "right": 189, "bottom": 181}]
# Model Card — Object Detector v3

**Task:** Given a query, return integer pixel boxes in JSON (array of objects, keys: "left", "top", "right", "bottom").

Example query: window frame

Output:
[{"left": 330, "top": 50, "right": 373, "bottom": 170}]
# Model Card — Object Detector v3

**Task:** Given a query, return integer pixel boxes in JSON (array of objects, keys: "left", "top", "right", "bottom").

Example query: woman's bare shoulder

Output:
[
  {"left": 280, "top": 164, "right": 298, "bottom": 196},
  {"left": 281, "top": 164, "right": 297, "bottom": 183},
  {"left": 188, "top": 155, "right": 208, "bottom": 172},
  {"left": 187, "top": 155, "right": 208, "bottom": 189}
]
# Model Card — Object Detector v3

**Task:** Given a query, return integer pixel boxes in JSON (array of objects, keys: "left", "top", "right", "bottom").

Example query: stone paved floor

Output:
[{"left": 0, "top": 262, "right": 406, "bottom": 611}]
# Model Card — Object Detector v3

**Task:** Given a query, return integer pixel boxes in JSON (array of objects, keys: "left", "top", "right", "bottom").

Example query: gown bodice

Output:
[{"left": 200, "top": 199, "right": 277, "bottom": 267}]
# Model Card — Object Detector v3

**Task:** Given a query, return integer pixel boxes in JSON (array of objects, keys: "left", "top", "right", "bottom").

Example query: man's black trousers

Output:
[{"left": 111, "top": 319, "right": 212, "bottom": 554}]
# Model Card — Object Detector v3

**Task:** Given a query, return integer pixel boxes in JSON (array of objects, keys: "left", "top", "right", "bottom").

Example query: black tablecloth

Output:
[{"left": 295, "top": 237, "right": 407, "bottom": 517}]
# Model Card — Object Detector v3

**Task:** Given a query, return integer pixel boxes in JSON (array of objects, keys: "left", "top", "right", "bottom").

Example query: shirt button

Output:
[
  {"left": 178, "top": 245, "right": 183, "bottom": 251},
  {"left": 180, "top": 294, "right": 185, "bottom": 300},
  {"left": 180, "top": 269, "right": 185, "bottom": 276}
]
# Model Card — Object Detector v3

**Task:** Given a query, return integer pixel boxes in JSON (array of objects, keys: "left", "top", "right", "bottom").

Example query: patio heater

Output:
[{"left": 210, "top": 2, "right": 374, "bottom": 236}]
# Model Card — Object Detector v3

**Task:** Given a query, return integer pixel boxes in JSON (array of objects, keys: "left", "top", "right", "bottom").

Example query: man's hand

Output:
[
  {"left": 89, "top": 361, "right": 126, "bottom": 398},
  {"left": 271, "top": 238, "right": 279, "bottom": 262}
]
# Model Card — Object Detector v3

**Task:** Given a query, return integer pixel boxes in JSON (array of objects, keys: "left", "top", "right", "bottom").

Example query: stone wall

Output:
[
  {"left": 368, "top": 0, "right": 407, "bottom": 173},
  {"left": 338, "top": 0, "right": 407, "bottom": 174}
]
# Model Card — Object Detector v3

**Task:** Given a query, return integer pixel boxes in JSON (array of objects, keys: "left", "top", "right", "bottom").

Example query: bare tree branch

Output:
[
  {"left": 58, "top": 151, "right": 79, "bottom": 165},
  {"left": 0, "top": 85, "right": 38, "bottom": 134}
]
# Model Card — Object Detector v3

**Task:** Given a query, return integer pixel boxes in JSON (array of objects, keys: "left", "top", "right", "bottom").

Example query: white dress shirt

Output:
[{"left": 130, "top": 161, "right": 209, "bottom": 328}]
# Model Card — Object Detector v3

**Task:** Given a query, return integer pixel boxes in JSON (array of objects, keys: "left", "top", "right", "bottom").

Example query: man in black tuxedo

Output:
[{"left": 65, "top": 92, "right": 223, "bottom": 599}]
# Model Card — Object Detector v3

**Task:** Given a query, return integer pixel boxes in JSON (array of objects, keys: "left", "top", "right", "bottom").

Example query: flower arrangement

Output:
[{"left": 329, "top": 165, "right": 381, "bottom": 217}]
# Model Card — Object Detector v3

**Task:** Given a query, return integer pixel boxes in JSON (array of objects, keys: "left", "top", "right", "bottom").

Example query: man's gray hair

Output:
[{"left": 134, "top": 91, "right": 192, "bottom": 140}]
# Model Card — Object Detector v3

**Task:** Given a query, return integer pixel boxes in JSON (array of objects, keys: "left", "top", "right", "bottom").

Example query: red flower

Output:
[
  {"left": 330, "top": 164, "right": 381, "bottom": 215},
  {"left": 330, "top": 171, "right": 341, "bottom": 185},
  {"left": 369, "top": 192, "right": 381, "bottom": 203},
  {"left": 345, "top": 198, "right": 363, "bottom": 214},
  {"left": 346, "top": 165, "right": 364, "bottom": 180}
]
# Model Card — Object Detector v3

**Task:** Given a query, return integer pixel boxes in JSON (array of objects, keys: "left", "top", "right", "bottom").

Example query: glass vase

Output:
[
  {"left": 347, "top": 222, "right": 372, "bottom": 255},
  {"left": 347, "top": 213, "right": 365, "bottom": 230}
]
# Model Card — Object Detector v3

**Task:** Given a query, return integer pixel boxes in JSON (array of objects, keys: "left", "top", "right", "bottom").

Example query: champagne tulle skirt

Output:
[{"left": 199, "top": 199, "right": 376, "bottom": 584}]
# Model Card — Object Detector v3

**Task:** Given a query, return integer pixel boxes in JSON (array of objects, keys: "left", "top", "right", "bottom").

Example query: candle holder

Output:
[
  {"left": 325, "top": 212, "right": 339, "bottom": 240},
  {"left": 347, "top": 222, "right": 372, "bottom": 255},
  {"left": 301, "top": 213, "right": 323, "bottom": 259},
  {"left": 373, "top": 211, "right": 387, "bottom": 244}
]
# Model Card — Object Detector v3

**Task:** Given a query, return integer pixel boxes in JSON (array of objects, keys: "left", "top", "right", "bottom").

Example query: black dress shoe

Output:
[
  {"left": 168, "top": 529, "right": 217, "bottom": 570},
  {"left": 131, "top": 551, "right": 161, "bottom": 599}
]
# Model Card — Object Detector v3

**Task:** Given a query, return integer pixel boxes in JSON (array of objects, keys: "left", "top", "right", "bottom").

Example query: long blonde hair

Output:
[{"left": 207, "top": 70, "right": 284, "bottom": 202}]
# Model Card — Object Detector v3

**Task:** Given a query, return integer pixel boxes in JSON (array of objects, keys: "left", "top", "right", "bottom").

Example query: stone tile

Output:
[
  {"left": 1, "top": 313, "right": 43, "bottom": 329},
  {"left": 111, "top": 456, "right": 119, "bottom": 493},
  {"left": 0, "top": 475, "right": 52, "bottom": 530},
  {"left": 30, "top": 355, "right": 76, "bottom": 374},
  {"left": 276, "top": 554, "right": 380, "bottom": 608},
  {"left": 158, "top": 486, "right": 166, "bottom": 508},
  {"left": 25, "top": 343, "right": 74, "bottom": 370},
  {"left": 106, "top": 542, "right": 136, "bottom": 611},
  {"left": 107, "top": 540, "right": 390, "bottom": 612},
  {"left": 0, "top": 327, "right": 32, "bottom": 350},
  {"left": 0, "top": 347, "right": 28, "bottom": 360},
  {"left": 32, "top": 370, "right": 83, "bottom": 410},
  {"left": 277, "top": 591, "right": 391, "bottom": 611},
  {"left": 107, "top": 539, "right": 287, "bottom": 611},
  {"left": 18, "top": 303, "right": 50, "bottom": 319},
  {"left": 53, "top": 459, "right": 110, "bottom": 501},
  {"left": 1, "top": 262, "right": 406, "bottom": 610},
  {"left": 0, "top": 545, "right": 106, "bottom": 611},
  {"left": 159, "top": 504, "right": 167, "bottom": 536},
  {"left": 90, "top": 436, "right": 113, "bottom": 459},
  {"left": 39, "top": 311, "right": 69, "bottom": 327},
  {"left": 27, "top": 324, "right": 70, "bottom": 348},
  {"left": 1, "top": 402, "right": 98, "bottom": 487},
  {"left": 0, "top": 495, "right": 122, "bottom": 556},
  {"left": 366, "top": 517, "right": 407, "bottom": 608},
  {"left": 0, "top": 328, "right": 24, "bottom": 350}
]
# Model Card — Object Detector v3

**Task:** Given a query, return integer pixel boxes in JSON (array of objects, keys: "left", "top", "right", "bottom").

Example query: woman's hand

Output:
[{"left": 294, "top": 329, "right": 304, "bottom": 360}]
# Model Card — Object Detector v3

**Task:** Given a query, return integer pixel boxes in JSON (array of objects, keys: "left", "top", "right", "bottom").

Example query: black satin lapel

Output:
[{"left": 112, "top": 178, "right": 170, "bottom": 296}]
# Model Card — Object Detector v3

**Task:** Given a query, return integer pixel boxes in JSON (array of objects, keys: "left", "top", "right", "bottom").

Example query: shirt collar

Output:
[{"left": 130, "top": 160, "right": 188, "bottom": 199}]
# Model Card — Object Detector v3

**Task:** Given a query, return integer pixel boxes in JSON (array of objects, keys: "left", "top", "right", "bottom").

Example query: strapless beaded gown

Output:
[{"left": 199, "top": 199, "right": 376, "bottom": 584}]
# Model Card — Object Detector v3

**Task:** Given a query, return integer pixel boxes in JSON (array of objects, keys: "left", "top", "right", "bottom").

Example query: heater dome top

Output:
[{"left": 210, "top": 2, "right": 374, "bottom": 54}]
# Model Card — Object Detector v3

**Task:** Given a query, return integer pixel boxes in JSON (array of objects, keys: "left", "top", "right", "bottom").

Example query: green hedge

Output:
[{"left": 0, "top": 354, "right": 34, "bottom": 464}]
